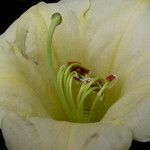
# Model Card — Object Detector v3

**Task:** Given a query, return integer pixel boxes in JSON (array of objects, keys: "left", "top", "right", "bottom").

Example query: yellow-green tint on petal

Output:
[
  {"left": 0, "top": 0, "right": 143, "bottom": 122},
  {"left": 0, "top": 0, "right": 150, "bottom": 149}
]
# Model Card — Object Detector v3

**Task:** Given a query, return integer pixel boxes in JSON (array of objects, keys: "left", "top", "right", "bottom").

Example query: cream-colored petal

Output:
[
  {"left": 2, "top": 0, "right": 91, "bottom": 67},
  {"left": 1, "top": 113, "right": 132, "bottom": 150},
  {"left": 111, "top": 0, "right": 150, "bottom": 84},
  {"left": 0, "top": 0, "right": 96, "bottom": 120},
  {"left": 99, "top": 0, "right": 150, "bottom": 142},
  {"left": 0, "top": 2, "right": 72, "bottom": 119},
  {"left": 0, "top": 0, "right": 150, "bottom": 148},
  {"left": 86, "top": 0, "right": 143, "bottom": 76},
  {"left": 42, "top": 0, "right": 92, "bottom": 65},
  {"left": 0, "top": 40, "right": 48, "bottom": 118},
  {"left": 102, "top": 85, "right": 150, "bottom": 142},
  {"left": 82, "top": 0, "right": 150, "bottom": 142}
]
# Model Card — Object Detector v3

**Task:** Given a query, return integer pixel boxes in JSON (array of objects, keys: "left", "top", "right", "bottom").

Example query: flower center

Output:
[{"left": 47, "top": 13, "right": 116, "bottom": 123}]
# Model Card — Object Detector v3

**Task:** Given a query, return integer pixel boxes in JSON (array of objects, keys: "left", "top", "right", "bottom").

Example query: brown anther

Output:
[
  {"left": 72, "top": 66, "right": 90, "bottom": 76},
  {"left": 106, "top": 74, "right": 116, "bottom": 82},
  {"left": 67, "top": 62, "right": 90, "bottom": 76}
]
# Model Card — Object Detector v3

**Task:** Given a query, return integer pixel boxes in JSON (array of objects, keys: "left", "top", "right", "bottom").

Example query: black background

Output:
[{"left": 0, "top": 0, "right": 150, "bottom": 149}]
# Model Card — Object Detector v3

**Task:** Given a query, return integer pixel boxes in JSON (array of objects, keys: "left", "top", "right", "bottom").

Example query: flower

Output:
[{"left": 0, "top": 0, "right": 150, "bottom": 149}]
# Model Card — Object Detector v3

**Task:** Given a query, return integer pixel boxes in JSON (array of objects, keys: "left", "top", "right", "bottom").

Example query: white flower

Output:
[{"left": 0, "top": 0, "right": 150, "bottom": 149}]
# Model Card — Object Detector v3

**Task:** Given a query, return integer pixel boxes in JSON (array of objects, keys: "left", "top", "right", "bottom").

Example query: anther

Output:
[
  {"left": 106, "top": 74, "right": 116, "bottom": 82},
  {"left": 71, "top": 66, "right": 90, "bottom": 75},
  {"left": 68, "top": 62, "right": 90, "bottom": 76},
  {"left": 67, "top": 62, "right": 91, "bottom": 82}
]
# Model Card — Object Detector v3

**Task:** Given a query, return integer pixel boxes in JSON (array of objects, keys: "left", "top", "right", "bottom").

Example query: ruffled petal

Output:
[
  {"left": 80, "top": 0, "right": 150, "bottom": 142},
  {"left": 0, "top": 0, "right": 150, "bottom": 148},
  {"left": 86, "top": 0, "right": 143, "bottom": 76},
  {"left": 99, "top": 0, "right": 150, "bottom": 142},
  {"left": 1, "top": 113, "right": 132, "bottom": 150},
  {"left": 0, "top": 0, "right": 95, "bottom": 120},
  {"left": 0, "top": 2, "right": 75, "bottom": 120},
  {"left": 0, "top": 40, "right": 48, "bottom": 118},
  {"left": 102, "top": 84, "right": 150, "bottom": 142}
]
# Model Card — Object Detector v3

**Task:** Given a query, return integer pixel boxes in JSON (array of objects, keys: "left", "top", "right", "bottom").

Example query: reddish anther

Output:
[
  {"left": 71, "top": 66, "right": 89, "bottom": 76},
  {"left": 106, "top": 74, "right": 116, "bottom": 82},
  {"left": 73, "top": 66, "right": 89, "bottom": 75},
  {"left": 67, "top": 62, "right": 89, "bottom": 75}
]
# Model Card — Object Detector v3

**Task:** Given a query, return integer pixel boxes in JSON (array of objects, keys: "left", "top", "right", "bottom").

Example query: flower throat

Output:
[{"left": 47, "top": 13, "right": 116, "bottom": 123}]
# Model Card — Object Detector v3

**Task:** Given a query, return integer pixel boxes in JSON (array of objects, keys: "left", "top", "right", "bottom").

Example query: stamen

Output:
[
  {"left": 106, "top": 74, "right": 116, "bottom": 81},
  {"left": 71, "top": 66, "right": 90, "bottom": 75},
  {"left": 47, "top": 13, "right": 117, "bottom": 123},
  {"left": 47, "top": 13, "right": 75, "bottom": 121}
]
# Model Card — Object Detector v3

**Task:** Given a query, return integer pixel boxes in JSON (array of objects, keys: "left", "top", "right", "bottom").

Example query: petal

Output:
[
  {"left": 3, "top": 0, "right": 92, "bottom": 66},
  {"left": 0, "top": 40, "right": 48, "bottom": 118},
  {"left": 1, "top": 113, "right": 132, "bottom": 150},
  {"left": 0, "top": 2, "right": 73, "bottom": 120},
  {"left": 111, "top": 0, "right": 150, "bottom": 83},
  {"left": 82, "top": 0, "right": 150, "bottom": 142},
  {"left": 0, "top": 0, "right": 95, "bottom": 120},
  {"left": 44, "top": 0, "right": 92, "bottom": 65},
  {"left": 0, "top": 0, "right": 149, "bottom": 148},
  {"left": 99, "top": 0, "right": 150, "bottom": 142},
  {"left": 103, "top": 86, "right": 150, "bottom": 142},
  {"left": 86, "top": 0, "right": 143, "bottom": 76}
]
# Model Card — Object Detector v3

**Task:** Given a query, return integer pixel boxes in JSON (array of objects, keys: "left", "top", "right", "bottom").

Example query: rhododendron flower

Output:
[{"left": 0, "top": 0, "right": 150, "bottom": 149}]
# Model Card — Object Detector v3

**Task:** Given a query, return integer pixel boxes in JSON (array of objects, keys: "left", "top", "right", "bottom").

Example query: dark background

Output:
[
  {"left": 0, "top": 0, "right": 59, "bottom": 34},
  {"left": 0, "top": 0, "right": 150, "bottom": 149}
]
